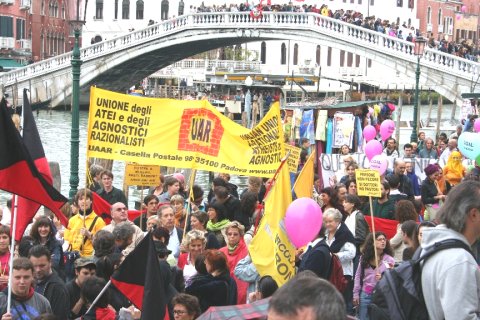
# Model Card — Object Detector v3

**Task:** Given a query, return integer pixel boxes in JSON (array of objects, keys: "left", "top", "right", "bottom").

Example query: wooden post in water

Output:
[
  {"left": 425, "top": 93, "right": 433, "bottom": 127},
  {"left": 435, "top": 96, "right": 443, "bottom": 140},
  {"left": 395, "top": 90, "right": 403, "bottom": 145},
  {"left": 450, "top": 99, "right": 457, "bottom": 122}
]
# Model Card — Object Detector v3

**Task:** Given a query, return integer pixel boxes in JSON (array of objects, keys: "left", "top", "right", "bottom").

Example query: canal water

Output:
[{"left": 0, "top": 103, "right": 461, "bottom": 208}]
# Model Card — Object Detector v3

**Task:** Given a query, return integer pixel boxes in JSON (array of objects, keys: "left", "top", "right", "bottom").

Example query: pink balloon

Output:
[
  {"left": 365, "top": 139, "right": 383, "bottom": 161},
  {"left": 369, "top": 154, "right": 388, "bottom": 175},
  {"left": 380, "top": 119, "right": 395, "bottom": 141},
  {"left": 474, "top": 118, "right": 480, "bottom": 133},
  {"left": 363, "top": 125, "right": 377, "bottom": 142},
  {"left": 368, "top": 107, "right": 374, "bottom": 115},
  {"left": 461, "top": 5, "right": 467, "bottom": 13},
  {"left": 456, "top": 14, "right": 461, "bottom": 20},
  {"left": 285, "top": 198, "right": 323, "bottom": 248}
]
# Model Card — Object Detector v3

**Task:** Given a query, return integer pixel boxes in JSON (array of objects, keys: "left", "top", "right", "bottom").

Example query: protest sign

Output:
[
  {"left": 355, "top": 169, "right": 381, "bottom": 197},
  {"left": 284, "top": 144, "right": 301, "bottom": 173},
  {"left": 319, "top": 153, "right": 474, "bottom": 188},
  {"left": 87, "top": 87, "right": 284, "bottom": 177},
  {"left": 124, "top": 164, "right": 160, "bottom": 186}
]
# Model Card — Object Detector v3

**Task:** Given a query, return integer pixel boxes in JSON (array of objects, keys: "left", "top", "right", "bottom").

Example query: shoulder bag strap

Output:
[{"left": 80, "top": 215, "right": 100, "bottom": 248}]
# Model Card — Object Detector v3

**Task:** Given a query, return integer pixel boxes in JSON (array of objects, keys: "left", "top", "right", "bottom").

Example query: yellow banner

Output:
[
  {"left": 249, "top": 161, "right": 296, "bottom": 286},
  {"left": 355, "top": 169, "right": 381, "bottom": 197},
  {"left": 284, "top": 144, "right": 301, "bottom": 173},
  {"left": 87, "top": 87, "right": 283, "bottom": 177},
  {"left": 124, "top": 164, "right": 161, "bottom": 186}
]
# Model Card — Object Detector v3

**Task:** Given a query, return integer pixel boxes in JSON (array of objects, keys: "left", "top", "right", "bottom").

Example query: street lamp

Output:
[
  {"left": 68, "top": 0, "right": 87, "bottom": 200},
  {"left": 410, "top": 36, "right": 427, "bottom": 143}
]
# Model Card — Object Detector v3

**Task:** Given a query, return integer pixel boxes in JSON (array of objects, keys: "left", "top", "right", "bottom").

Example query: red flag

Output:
[
  {"left": 0, "top": 98, "right": 68, "bottom": 237},
  {"left": 364, "top": 215, "right": 398, "bottom": 239},
  {"left": 13, "top": 90, "right": 68, "bottom": 240},
  {"left": 111, "top": 233, "right": 165, "bottom": 319},
  {"left": 92, "top": 192, "right": 112, "bottom": 224}
]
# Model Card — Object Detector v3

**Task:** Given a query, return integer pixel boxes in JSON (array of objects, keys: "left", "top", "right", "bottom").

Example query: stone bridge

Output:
[{"left": 1, "top": 11, "right": 479, "bottom": 107}]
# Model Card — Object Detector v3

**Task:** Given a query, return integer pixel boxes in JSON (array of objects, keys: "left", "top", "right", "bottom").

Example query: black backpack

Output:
[{"left": 368, "top": 239, "right": 474, "bottom": 320}]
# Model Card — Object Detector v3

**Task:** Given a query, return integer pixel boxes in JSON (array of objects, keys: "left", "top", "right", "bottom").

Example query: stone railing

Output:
[{"left": 1, "top": 11, "right": 478, "bottom": 88}]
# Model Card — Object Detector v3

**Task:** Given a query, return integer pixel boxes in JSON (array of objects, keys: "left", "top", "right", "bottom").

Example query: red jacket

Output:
[{"left": 219, "top": 240, "right": 249, "bottom": 304}]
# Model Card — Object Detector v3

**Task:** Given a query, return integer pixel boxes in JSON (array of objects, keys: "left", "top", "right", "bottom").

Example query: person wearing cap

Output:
[
  {"left": 102, "top": 202, "right": 144, "bottom": 256},
  {"left": 66, "top": 257, "right": 96, "bottom": 319},
  {"left": 421, "top": 164, "right": 446, "bottom": 222}
]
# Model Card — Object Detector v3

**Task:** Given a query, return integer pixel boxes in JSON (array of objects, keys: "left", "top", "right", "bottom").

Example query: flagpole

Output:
[
  {"left": 369, "top": 196, "right": 379, "bottom": 270},
  {"left": 7, "top": 97, "right": 27, "bottom": 312},
  {"left": 6, "top": 195, "right": 18, "bottom": 313},
  {"left": 253, "top": 151, "right": 290, "bottom": 235},
  {"left": 85, "top": 280, "right": 111, "bottom": 315}
]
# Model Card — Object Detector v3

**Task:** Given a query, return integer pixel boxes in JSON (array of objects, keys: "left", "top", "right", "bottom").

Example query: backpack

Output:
[
  {"left": 328, "top": 247, "right": 348, "bottom": 293},
  {"left": 368, "top": 239, "right": 474, "bottom": 320}
]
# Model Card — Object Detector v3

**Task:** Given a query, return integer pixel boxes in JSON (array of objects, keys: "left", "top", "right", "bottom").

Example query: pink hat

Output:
[{"left": 173, "top": 173, "right": 185, "bottom": 183}]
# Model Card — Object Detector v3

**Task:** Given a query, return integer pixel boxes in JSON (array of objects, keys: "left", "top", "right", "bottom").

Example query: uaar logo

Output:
[{"left": 178, "top": 109, "right": 224, "bottom": 156}]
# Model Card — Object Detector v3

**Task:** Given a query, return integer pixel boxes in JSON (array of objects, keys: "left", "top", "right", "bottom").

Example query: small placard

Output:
[
  {"left": 124, "top": 164, "right": 161, "bottom": 186},
  {"left": 355, "top": 169, "right": 381, "bottom": 197}
]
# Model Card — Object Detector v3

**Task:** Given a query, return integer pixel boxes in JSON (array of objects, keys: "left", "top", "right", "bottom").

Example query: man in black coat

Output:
[{"left": 29, "top": 245, "right": 69, "bottom": 319}]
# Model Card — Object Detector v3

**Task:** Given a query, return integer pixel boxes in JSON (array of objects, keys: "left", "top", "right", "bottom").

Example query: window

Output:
[
  {"left": 293, "top": 43, "right": 298, "bottom": 65},
  {"left": 355, "top": 55, "right": 360, "bottom": 68},
  {"left": 370, "top": 0, "right": 374, "bottom": 5},
  {"left": 0, "top": 16, "right": 14, "bottom": 37},
  {"left": 316, "top": 45, "right": 320, "bottom": 65},
  {"left": 347, "top": 52, "right": 353, "bottom": 67},
  {"left": 62, "top": 3, "right": 65, "bottom": 19},
  {"left": 408, "top": 0, "right": 414, "bottom": 9},
  {"left": 96, "top": 0, "right": 104, "bottom": 19},
  {"left": 41, "top": 0, "right": 45, "bottom": 15},
  {"left": 136, "top": 0, "right": 144, "bottom": 19},
  {"left": 327, "top": 47, "right": 332, "bottom": 67},
  {"left": 368, "top": 58, "right": 372, "bottom": 68},
  {"left": 16, "top": 18, "right": 25, "bottom": 40},
  {"left": 114, "top": 0, "right": 119, "bottom": 19},
  {"left": 54, "top": 1, "right": 58, "bottom": 17},
  {"left": 438, "top": 9, "right": 442, "bottom": 25},
  {"left": 340, "top": 50, "right": 345, "bottom": 67},
  {"left": 122, "top": 0, "right": 130, "bottom": 19},
  {"left": 427, "top": 7, "right": 431, "bottom": 24},
  {"left": 358, "top": 0, "right": 362, "bottom": 4},
  {"left": 261, "top": 42, "right": 266, "bottom": 64},
  {"left": 397, "top": 0, "right": 403, "bottom": 7},
  {"left": 281, "top": 43, "right": 286, "bottom": 65}
]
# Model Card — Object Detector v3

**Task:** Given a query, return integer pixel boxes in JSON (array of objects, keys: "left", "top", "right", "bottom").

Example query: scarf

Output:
[
  {"left": 227, "top": 243, "right": 239, "bottom": 254},
  {"left": 207, "top": 219, "right": 230, "bottom": 232},
  {"left": 79, "top": 208, "right": 93, "bottom": 216},
  {"left": 12, "top": 287, "right": 34, "bottom": 302},
  {"left": 328, "top": 222, "right": 356, "bottom": 253}
]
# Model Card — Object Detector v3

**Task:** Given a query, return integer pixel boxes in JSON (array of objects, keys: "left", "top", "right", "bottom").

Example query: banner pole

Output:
[
  {"left": 85, "top": 280, "right": 111, "bottom": 315},
  {"left": 139, "top": 187, "right": 144, "bottom": 231},
  {"left": 253, "top": 151, "right": 290, "bottom": 235},
  {"left": 369, "top": 196, "right": 379, "bottom": 270},
  {"left": 183, "top": 169, "right": 197, "bottom": 239}
]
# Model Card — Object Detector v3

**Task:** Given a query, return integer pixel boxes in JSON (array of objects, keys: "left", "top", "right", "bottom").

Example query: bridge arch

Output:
[{"left": 1, "top": 11, "right": 478, "bottom": 107}]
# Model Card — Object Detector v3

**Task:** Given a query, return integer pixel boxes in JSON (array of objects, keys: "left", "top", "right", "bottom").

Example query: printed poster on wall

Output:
[{"left": 332, "top": 112, "right": 355, "bottom": 148}]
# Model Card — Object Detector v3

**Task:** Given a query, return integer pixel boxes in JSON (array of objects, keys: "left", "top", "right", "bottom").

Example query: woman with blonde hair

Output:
[
  {"left": 443, "top": 151, "right": 465, "bottom": 186},
  {"left": 219, "top": 221, "right": 249, "bottom": 304},
  {"left": 177, "top": 230, "right": 207, "bottom": 287}
]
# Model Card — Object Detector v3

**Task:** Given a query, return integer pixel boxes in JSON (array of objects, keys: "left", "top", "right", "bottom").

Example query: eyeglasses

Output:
[
  {"left": 115, "top": 207, "right": 127, "bottom": 211},
  {"left": 173, "top": 310, "right": 187, "bottom": 315}
]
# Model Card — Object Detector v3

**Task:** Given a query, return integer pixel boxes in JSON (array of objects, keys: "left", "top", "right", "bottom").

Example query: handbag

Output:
[{"left": 63, "top": 216, "right": 99, "bottom": 281}]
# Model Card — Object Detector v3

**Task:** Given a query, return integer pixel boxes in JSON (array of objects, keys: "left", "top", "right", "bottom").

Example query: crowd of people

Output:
[
  {"left": 0, "top": 121, "right": 478, "bottom": 319},
  {"left": 185, "top": 1, "right": 479, "bottom": 62}
]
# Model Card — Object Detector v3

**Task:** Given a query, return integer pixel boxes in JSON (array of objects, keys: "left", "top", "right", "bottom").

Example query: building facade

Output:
[{"left": 0, "top": 0, "right": 31, "bottom": 66}]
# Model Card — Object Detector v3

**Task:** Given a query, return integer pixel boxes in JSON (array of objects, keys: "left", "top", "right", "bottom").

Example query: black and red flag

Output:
[
  {"left": 0, "top": 97, "right": 68, "bottom": 238},
  {"left": 13, "top": 90, "right": 69, "bottom": 240},
  {"left": 111, "top": 233, "right": 165, "bottom": 320}
]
